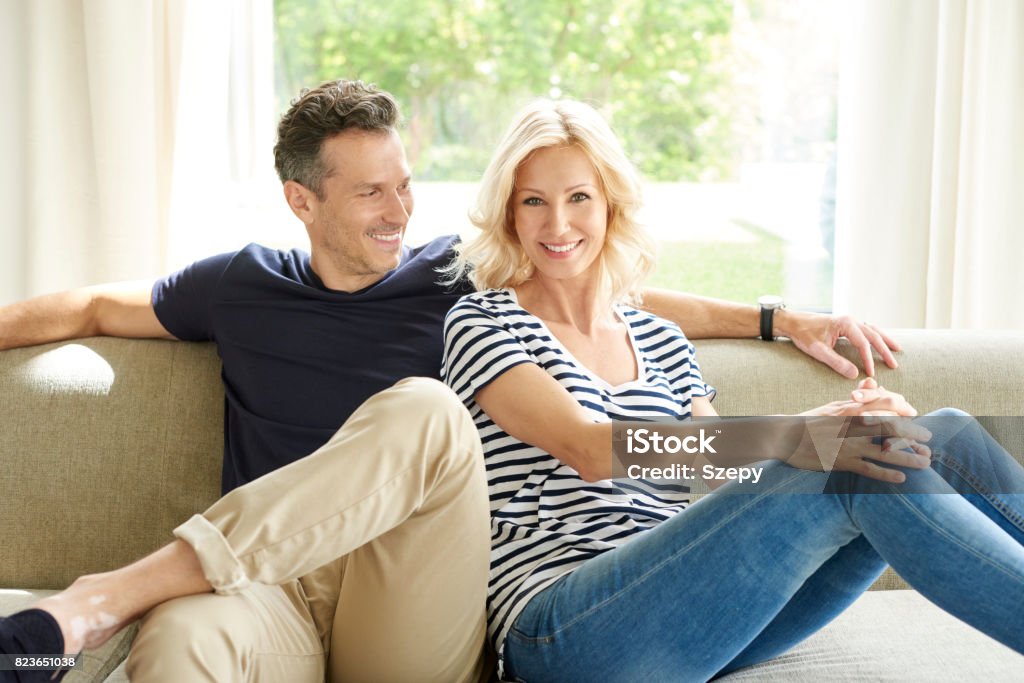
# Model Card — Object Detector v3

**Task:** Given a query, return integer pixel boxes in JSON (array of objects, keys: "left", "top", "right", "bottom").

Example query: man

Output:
[{"left": 0, "top": 80, "right": 904, "bottom": 683}]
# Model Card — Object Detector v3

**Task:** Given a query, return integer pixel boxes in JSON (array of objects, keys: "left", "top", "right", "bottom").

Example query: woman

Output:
[{"left": 441, "top": 98, "right": 1024, "bottom": 681}]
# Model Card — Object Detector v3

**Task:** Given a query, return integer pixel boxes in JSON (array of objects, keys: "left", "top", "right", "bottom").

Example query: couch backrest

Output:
[
  {"left": 697, "top": 330, "right": 1024, "bottom": 453},
  {"left": 2, "top": 330, "right": 1022, "bottom": 588},
  {"left": 1, "top": 339, "right": 223, "bottom": 588},
  {"left": 698, "top": 329, "right": 1024, "bottom": 414}
]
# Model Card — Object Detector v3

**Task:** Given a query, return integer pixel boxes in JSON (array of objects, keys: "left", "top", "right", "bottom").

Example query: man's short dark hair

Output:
[{"left": 274, "top": 79, "right": 401, "bottom": 199}]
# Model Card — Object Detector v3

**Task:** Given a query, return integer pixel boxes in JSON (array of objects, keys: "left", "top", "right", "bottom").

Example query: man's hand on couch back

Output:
[
  {"left": 775, "top": 309, "right": 901, "bottom": 379},
  {"left": 640, "top": 288, "right": 902, "bottom": 379},
  {"left": 0, "top": 281, "right": 176, "bottom": 350}
]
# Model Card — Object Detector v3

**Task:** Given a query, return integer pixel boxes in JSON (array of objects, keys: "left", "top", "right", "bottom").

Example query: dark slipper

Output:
[{"left": 0, "top": 609, "right": 69, "bottom": 682}]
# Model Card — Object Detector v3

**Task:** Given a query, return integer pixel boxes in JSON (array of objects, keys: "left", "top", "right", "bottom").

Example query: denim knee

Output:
[
  {"left": 918, "top": 407, "right": 976, "bottom": 462},
  {"left": 926, "top": 406, "right": 971, "bottom": 419}
]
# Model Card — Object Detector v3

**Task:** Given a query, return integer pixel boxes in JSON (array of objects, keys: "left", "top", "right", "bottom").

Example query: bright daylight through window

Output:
[{"left": 273, "top": 0, "right": 840, "bottom": 310}]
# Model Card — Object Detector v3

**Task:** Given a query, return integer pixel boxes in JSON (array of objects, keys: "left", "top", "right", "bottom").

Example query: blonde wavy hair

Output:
[{"left": 447, "top": 98, "right": 657, "bottom": 305}]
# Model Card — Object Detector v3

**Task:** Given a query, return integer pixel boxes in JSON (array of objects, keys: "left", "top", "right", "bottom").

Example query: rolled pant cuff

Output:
[{"left": 173, "top": 513, "right": 251, "bottom": 595}]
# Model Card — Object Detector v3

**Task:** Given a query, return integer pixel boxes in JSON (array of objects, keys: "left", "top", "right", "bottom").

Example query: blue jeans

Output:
[{"left": 502, "top": 409, "right": 1024, "bottom": 682}]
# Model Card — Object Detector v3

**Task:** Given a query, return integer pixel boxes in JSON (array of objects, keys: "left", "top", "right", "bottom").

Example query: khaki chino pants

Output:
[{"left": 124, "top": 378, "right": 492, "bottom": 683}]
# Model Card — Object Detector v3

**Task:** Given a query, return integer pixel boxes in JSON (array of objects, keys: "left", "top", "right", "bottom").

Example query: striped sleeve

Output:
[
  {"left": 686, "top": 340, "right": 716, "bottom": 400},
  {"left": 442, "top": 295, "right": 535, "bottom": 406},
  {"left": 636, "top": 312, "right": 716, "bottom": 402}
]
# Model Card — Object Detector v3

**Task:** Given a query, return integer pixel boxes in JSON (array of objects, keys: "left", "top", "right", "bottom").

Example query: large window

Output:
[{"left": 273, "top": 0, "right": 838, "bottom": 309}]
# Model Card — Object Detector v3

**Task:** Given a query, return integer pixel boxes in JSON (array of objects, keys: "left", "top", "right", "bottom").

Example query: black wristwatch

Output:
[{"left": 758, "top": 295, "right": 785, "bottom": 341}]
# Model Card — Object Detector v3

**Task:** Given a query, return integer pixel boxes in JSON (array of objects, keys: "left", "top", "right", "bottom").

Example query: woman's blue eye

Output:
[
  {"left": 523, "top": 197, "right": 543, "bottom": 206},
  {"left": 571, "top": 192, "right": 590, "bottom": 202}
]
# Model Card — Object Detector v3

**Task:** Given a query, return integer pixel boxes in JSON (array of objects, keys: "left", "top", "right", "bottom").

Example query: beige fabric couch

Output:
[{"left": 2, "top": 332, "right": 1022, "bottom": 681}]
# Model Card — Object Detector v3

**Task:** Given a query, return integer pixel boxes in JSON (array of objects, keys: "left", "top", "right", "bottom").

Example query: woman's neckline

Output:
[{"left": 506, "top": 287, "right": 645, "bottom": 391}]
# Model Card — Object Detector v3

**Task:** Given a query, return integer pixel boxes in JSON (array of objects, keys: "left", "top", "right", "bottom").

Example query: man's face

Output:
[{"left": 307, "top": 129, "right": 413, "bottom": 291}]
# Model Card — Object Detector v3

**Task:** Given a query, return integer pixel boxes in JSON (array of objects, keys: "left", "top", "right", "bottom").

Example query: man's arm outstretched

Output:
[
  {"left": 0, "top": 281, "right": 175, "bottom": 350},
  {"left": 639, "top": 288, "right": 901, "bottom": 379}
]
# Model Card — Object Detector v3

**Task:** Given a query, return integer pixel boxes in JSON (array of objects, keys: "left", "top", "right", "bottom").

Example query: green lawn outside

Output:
[{"left": 648, "top": 234, "right": 785, "bottom": 305}]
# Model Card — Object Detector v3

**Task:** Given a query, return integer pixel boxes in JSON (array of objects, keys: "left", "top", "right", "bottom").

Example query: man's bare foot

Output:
[
  {"left": 29, "top": 540, "right": 213, "bottom": 655},
  {"left": 34, "top": 575, "right": 134, "bottom": 654},
  {"left": 6, "top": 539, "right": 213, "bottom": 661}
]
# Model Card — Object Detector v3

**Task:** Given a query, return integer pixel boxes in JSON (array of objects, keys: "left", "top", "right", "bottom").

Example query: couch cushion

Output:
[
  {"left": 13, "top": 588, "right": 1016, "bottom": 681},
  {"left": 719, "top": 590, "right": 1023, "bottom": 681},
  {"left": 11, "top": 590, "right": 1020, "bottom": 682},
  {"left": 0, "top": 589, "right": 136, "bottom": 683},
  {"left": 101, "top": 661, "right": 128, "bottom": 683}
]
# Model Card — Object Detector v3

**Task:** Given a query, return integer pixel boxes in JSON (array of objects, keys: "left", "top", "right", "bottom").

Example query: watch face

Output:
[{"left": 758, "top": 294, "right": 784, "bottom": 308}]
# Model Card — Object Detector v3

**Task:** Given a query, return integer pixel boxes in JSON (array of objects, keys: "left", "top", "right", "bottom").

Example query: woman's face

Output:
[{"left": 511, "top": 144, "right": 609, "bottom": 286}]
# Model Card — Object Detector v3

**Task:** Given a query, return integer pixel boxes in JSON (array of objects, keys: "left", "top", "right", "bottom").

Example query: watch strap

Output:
[{"left": 760, "top": 305, "right": 775, "bottom": 341}]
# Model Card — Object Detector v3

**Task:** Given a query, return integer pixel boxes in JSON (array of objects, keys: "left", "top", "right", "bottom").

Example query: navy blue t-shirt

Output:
[{"left": 152, "top": 235, "right": 472, "bottom": 493}]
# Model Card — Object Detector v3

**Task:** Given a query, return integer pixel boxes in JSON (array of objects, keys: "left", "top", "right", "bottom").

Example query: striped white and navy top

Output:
[{"left": 441, "top": 288, "right": 716, "bottom": 655}]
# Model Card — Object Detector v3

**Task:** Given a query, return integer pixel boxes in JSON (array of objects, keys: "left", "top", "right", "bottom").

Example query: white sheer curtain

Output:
[
  {"left": 0, "top": 0, "right": 274, "bottom": 304},
  {"left": 835, "top": 0, "right": 1024, "bottom": 329}
]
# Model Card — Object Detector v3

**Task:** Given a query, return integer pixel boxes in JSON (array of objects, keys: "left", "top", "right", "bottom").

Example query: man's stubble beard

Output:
[{"left": 321, "top": 219, "right": 401, "bottom": 282}]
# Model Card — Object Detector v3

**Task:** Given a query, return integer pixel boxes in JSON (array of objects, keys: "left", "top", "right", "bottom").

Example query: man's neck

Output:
[{"left": 309, "top": 253, "right": 388, "bottom": 293}]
